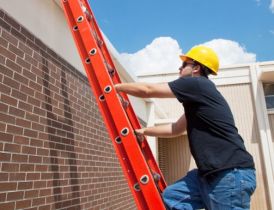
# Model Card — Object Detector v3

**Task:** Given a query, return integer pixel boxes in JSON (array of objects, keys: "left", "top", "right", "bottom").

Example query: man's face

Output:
[{"left": 178, "top": 59, "right": 196, "bottom": 77}]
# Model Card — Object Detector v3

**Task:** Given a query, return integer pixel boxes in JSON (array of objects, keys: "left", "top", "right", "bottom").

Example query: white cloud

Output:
[
  {"left": 271, "top": 0, "right": 274, "bottom": 13},
  {"left": 120, "top": 37, "right": 182, "bottom": 75},
  {"left": 201, "top": 39, "right": 256, "bottom": 66},
  {"left": 119, "top": 37, "right": 256, "bottom": 76}
]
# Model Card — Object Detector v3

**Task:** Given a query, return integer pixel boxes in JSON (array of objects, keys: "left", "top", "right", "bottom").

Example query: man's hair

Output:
[{"left": 193, "top": 61, "right": 211, "bottom": 78}]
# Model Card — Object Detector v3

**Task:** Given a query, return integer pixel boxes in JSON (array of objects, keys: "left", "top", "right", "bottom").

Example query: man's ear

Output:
[{"left": 192, "top": 65, "right": 201, "bottom": 74}]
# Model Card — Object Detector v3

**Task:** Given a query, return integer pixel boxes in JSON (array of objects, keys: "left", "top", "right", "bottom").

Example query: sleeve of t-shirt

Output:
[{"left": 168, "top": 77, "right": 201, "bottom": 103}]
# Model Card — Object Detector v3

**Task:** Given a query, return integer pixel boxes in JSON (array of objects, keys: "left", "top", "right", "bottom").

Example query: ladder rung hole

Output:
[
  {"left": 85, "top": 58, "right": 91, "bottom": 64},
  {"left": 89, "top": 48, "right": 97, "bottom": 55},
  {"left": 99, "top": 95, "right": 105, "bottom": 101},
  {"left": 140, "top": 175, "right": 149, "bottom": 185},
  {"left": 77, "top": 16, "right": 84, "bottom": 23},
  {"left": 133, "top": 183, "right": 140, "bottom": 191},
  {"left": 121, "top": 128, "right": 129, "bottom": 136},
  {"left": 104, "top": 86, "right": 112, "bottom": 93},
  {"left": 73, "top": 26, "right": 78, "bottom": 31},
  {"left": 115, "top": 136, "right": 122, "bottom": 144}
]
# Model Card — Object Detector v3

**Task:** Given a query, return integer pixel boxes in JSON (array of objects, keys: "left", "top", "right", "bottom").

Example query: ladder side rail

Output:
[
  {"left": 61, "top": 0, "right": 165, "bottom": 207},
  {"left": 83, "top": 0, "right": 167, "bottom": 191}
]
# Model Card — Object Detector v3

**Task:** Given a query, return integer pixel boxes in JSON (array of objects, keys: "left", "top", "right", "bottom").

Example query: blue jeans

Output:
[{"left": 163, "top": 168, "right": 256, "bottom": 210}]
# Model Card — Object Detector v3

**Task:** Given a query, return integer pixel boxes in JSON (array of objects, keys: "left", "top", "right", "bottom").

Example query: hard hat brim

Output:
[{"left": 179, "top": 55, "right": 188, "bottom": 62}]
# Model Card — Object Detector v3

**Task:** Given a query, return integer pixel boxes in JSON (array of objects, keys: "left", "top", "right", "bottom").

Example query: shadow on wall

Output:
[
  {"left": 41, "top": 54, "right": 81, "bottom": 209},
  {"left": 158, "top": 135, "right": 192, "bottom": 185}
]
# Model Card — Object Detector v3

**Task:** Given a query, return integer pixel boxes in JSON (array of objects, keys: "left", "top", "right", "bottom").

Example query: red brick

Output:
[
  {"left": 27, "top": 96, "right": 41, "bottom": 108},
  {"left": 31, "top": 123, "right": 44, "bottom": 132},
  {"left": 8, "top": 43, "right": 24, "bottom": 58},
  {"left": 19, "top": 84, "right": 35, "bottom": 97},
  {"left": 3, "top": 76, "right": 20, "bottom": 90},
  {"left": 10, "top": 28, "right": 26, "bottom": 43},
  {"left": 24, "top": 189, "right": 38, "bottom": 199},
  {"left": 20, "top": 27, "right": 34, "bottom": 41},
  {"left": 2, "top": 163, "right": 20, "bottom": 173},
  {"left": 0, "top": 132, "right": 13, "bottom": 142},
  {"left": 6, "top": 124, "right": 23, "bottom": 135},
  {"left": 0, "top": 152, "right": 11, "bottom": 161},
  {"left": 0, "top": 36, "right": 8, "bottom": 48},
  {"left": 0, "top": 54, "right": 5, "bottom": 65},
  {"left": 39, "top": 188, "right": 51, "bottom": 197},
  {"left": 0, "top": 101, "right": 8, "bottom": 112},
  {"left": 33, "top": 198, "right": 46, "bottom": 207},
  {"left": 23, "top": 129, "right": 38, "bottom": 138},
  {"left": 34, "top": 181, "right": 47, "bottom": 189},
  {"left": 0, "top": 182, "right": 17, "bottom": 192},
  {"left": 29, "top": 139, "right": 43, "bottom": 147},
  {"left": 28, "top": 155, "right": 42, "bottom": 163},
  {"left": 26, "top": 39, "right": 39, "bottom": 52},
  {"left": 1, "top": 95, "right": 18, "bottom": 108},
  {"left": 0, "top": 192, "right": 6, "bottom": 202},
  {"left": 16, "top": 199, "right": 32, "bottom": 209},
  {"left": 35, "top": 165, "right": 48, "bottom": 172},
  {"left": 0, "top": 82, "right": 11, "bottom": 94},
  {"left": 37, "top": 148, "right": 49, "bottom": 156},
  {"left": 4, "top": 143, "right": 21, "bottom": 153},
  {"left": 14, "top": 136, "right": 29, "bottom": 145},
  {"left": 31, "top": 65, "right": 43, "bottom": 77},
  {"left": 13, "top": 71, "right": 29, "bottom": 85},
  {"left": 0, "top": 172, "right": 9, "bottom": 182},
  {"left": 12, "top": 154, "right": 28, "bottom": 162},
  {"left": 0, "top": 18, "right": 11, "bottom": 32},
  {"left": 22, "top": 145, "right": 36, "bottom": 155},
  {"left": 26, "top": 173, "right": 40, "bottom": 181},
  {"left": 7, "top": 191, "right": 24, "bottom": 201},
  {"left": 0, "top": 202, "right": 15, "bottom": 209},
  {"left": 18, "top": 42, "right": 33, "bottom": 55},
  {"left": 20, "top": 164, "right": 35, "bottom": 172},
  {"left": 4, "top": 14, "right": 20, "bottom": 30},
  {"left": 16, "top": 118, "right": 31, "bottom": 128},
  {"left": 9, "top": 173, "right": 26, "bottom": 181},
  {"left": 17, "top": 182, "right": 33, "bottom": 190},
  {"left": 26, "top": 54, "right": 38, "bottom": 67},
  {"left": 2, "top": 30, "right": 18, "bottom": 46},
  {"left": 8, "top": 106, "right": 25, "bottom": 118},
  {"left": 6, "top": 58, "right": 22, "bottom": 73},
  {"left": 17, "top": 102, "right": 32, "bottom": 115},
  {"left": 33, "top": 106, "right": 46, "bottom": 116},
  {"left": 35, "top": 38, "right": 47, "bottom": 51},
  {"left": 23, "top": 68, "right": 36, "bottom": 81}
]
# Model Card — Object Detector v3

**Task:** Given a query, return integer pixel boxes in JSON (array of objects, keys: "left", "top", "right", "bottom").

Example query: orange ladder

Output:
[{"left": 61, "top": 1, "right": 167, "bottom": 209}]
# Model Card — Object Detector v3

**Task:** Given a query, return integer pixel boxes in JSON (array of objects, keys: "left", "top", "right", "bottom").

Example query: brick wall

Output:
[{"left": 0, "top": 9, "right": 136, "bottom": 210}]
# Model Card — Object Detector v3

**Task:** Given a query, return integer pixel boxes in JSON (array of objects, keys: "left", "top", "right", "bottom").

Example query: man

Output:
[{"left": 115, "top": 45, "right": 256, "bottom": 210}]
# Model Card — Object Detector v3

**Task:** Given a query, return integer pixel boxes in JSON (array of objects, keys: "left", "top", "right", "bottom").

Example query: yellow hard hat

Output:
[{"left": 180, "top": 45, "right": 219, "bottom": 75}]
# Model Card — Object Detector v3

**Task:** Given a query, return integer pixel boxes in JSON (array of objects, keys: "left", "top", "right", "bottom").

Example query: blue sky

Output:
[{"left": 89, "top": 0, "right": 274, "bottom": 74}]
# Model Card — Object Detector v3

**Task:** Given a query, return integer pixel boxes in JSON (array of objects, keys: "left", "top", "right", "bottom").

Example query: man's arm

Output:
[
  {"left": 115, "top": 82, "right": 175, "bottom": 98},
  {"left": 135, "top": 114, "right": 187, "bottom": 138}
]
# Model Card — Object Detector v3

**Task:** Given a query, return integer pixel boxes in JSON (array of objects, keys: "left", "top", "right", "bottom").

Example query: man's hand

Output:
[{"left": 135, "top": 128, "right": 145, "bottom": 142}]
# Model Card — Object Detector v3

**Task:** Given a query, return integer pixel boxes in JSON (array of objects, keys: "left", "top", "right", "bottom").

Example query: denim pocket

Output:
[{"left": 240, "top": 169, "right": 256, "bottom": 208}]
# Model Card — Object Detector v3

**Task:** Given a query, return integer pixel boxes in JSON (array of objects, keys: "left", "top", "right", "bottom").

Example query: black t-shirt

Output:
[{"left": 168, "top": 77, "right": 255, "bottom": 176}]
